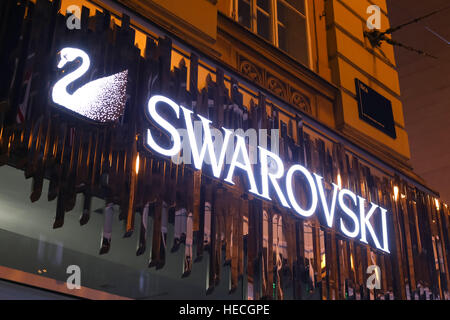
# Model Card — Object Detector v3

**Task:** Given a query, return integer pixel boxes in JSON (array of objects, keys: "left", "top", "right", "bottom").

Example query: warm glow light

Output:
[
  {"left": 435, "top": 199, "right": 440, "bottom": 211},
  {"left": 401, "top": 194, "right": 406, "bottom": 199},
  {"left": 393, "top": 186, "right": 399, "bottom": 201},
  {"left": 135, "top": 154, "right": 140, "bottom": 175},
  {"left": 350, "top": 254, "right": 354, "bottom": 270},
  {"left": 321, "top": 253, "right": 326, "bottom": 269},
  {"left": 337, "top": 173, "right": 342, "bottom": 190}
]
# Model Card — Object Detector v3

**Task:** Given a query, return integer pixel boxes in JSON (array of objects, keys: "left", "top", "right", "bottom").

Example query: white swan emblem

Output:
[{"left": 52, "top": 47, "right": 128, "bottom": 123}]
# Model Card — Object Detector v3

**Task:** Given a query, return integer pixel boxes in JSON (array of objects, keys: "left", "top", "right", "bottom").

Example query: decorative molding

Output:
[
  {"left": 239, "top": 58, "right": 263, "bottom": 86},
  {"left": 237, "top": 54, "right": 312, "bottom": 115},
  {"left": 266, "top": 74, "right": 287, "bottom": 100},
  {"left": 291, "top": 90, "right": 312, "bottom": 114},
  {"left": 218, "top": 13, "right": 338, "bottom": 101}
]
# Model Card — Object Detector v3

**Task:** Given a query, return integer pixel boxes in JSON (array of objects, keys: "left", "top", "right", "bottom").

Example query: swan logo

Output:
[{"left": 52, "top": 47, "right": 128, "bottom": 123}]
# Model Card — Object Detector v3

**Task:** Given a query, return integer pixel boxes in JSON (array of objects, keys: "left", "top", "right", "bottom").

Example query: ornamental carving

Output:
[
  {"left": 239, "top": 59, "right": 263, "bottom": 85},
  {"left": 291, "top": 90, "right": 311, "bottom": 114},
  {"left": 266, "top": 75, "right": 287, "bottom": 99},
  {"left": 237, "top": 54, "right": 312, "bottom": 115}
]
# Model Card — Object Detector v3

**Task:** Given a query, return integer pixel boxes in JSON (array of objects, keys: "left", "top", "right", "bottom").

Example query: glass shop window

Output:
[
  {"left": 231, "top": 0, "right": 309, "bottom": 67},
  {"left": 0, "top": 166, "right": 244, "bottom": 300}
]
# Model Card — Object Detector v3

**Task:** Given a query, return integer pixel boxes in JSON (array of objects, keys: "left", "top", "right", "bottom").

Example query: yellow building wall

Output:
[
  {"left": 325, "top": 0, "right": 411, "bottom": 161},
  {"left": 58, "top": 0, "right": 410, "bottom": 162},
  {"left": 144, "top": 0, "right": 217, "bottom": 41},
  {"left": 116, "top": 0, "right": 218, "bottom": 48}
]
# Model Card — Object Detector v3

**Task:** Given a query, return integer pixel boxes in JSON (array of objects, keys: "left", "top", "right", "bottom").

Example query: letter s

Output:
[
  {"left": 146, "top": 95, "right": 181, "bottom": 156},
  {"left": 338, "top": 188, "right": 360, "bottom": 238}
]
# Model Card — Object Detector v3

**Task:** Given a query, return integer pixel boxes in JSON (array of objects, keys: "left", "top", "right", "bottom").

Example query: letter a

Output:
[
  {"left": 66, "top": 265, "right": 81, "bottom": 289},
  {"left": 366, "top": 265, "right": 381, "bottom": 290},
  {"left": 66, "top": 5, "right": 81, "bottom": 30},
  {"left": 366, "top": 5, "right": 381, "bottom": 30}
]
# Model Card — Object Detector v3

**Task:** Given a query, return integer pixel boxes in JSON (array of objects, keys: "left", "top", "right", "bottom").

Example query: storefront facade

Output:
[{"left": 0, "top": 0, "right": 448, "bottom": 300}]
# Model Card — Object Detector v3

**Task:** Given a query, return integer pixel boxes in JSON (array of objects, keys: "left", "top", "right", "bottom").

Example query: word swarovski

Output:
[{"left": 145, "top": 95, "right": 390, "bottom": 253}]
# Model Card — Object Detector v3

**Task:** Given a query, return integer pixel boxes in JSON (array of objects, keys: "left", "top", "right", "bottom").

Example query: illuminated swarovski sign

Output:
[
  {"left": 145, "top": 95, "right": 391, "bottom": 253},
  {"left": 50, "top": 49, "right": 390, "bottom": 254}
]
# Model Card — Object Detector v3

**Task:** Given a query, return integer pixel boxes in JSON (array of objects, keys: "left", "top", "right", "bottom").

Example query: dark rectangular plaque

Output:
[{"left": 355, "top": 79, "right": 396, "bottom": 139}]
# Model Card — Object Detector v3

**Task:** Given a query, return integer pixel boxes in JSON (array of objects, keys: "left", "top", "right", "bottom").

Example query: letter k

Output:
[{"left": 358, "top": 196, "right": 382, "bottom": 250}]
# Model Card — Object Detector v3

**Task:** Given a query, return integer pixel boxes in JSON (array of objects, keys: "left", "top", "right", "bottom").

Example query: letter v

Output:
[
  {"left": 180, "top": 105, "right": 232, "bottom": 178},
  {"left": 314, "top": 174, "right": 339, "bottom": 228}
]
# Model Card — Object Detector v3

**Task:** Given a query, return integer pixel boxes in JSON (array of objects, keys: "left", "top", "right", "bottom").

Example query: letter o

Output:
[{"left": 285, "top": 164, "right": 318, "bottom": 217}]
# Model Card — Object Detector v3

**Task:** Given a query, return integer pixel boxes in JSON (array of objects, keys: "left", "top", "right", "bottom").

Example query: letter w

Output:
[{"left": 180, "top": 105, "right": 232, "bottom": 178}]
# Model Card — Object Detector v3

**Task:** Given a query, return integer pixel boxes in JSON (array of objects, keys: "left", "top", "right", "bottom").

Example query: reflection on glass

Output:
[
  {"left": 238, "top": 0, "right": 251, "bottom": 29},
  {"left": 277, "top": 1, "right": 308, "bottom": 66},
  {"left": 0, "top": 166, "right": 245, "bottom": 299},
  {"left": 257, "top": 10, "right": 271, "bottom": 41},
  {"left": 284, "top": 0, "right": 305, "bottom": 14},
  {"left": 319, "top": 229, "right": 326, "bottom": 280},
  {"left": 273, "top": 214, "right": 287, "bottom": 300},
  {"left": 303, "top": 221, "right": 315, "bottom": 293},
  {"left": 262, "top": 210, "right": 269, "bottom": 296},
  {"left": 257, "top": 0, "right": 270, "bottom": 12}
]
